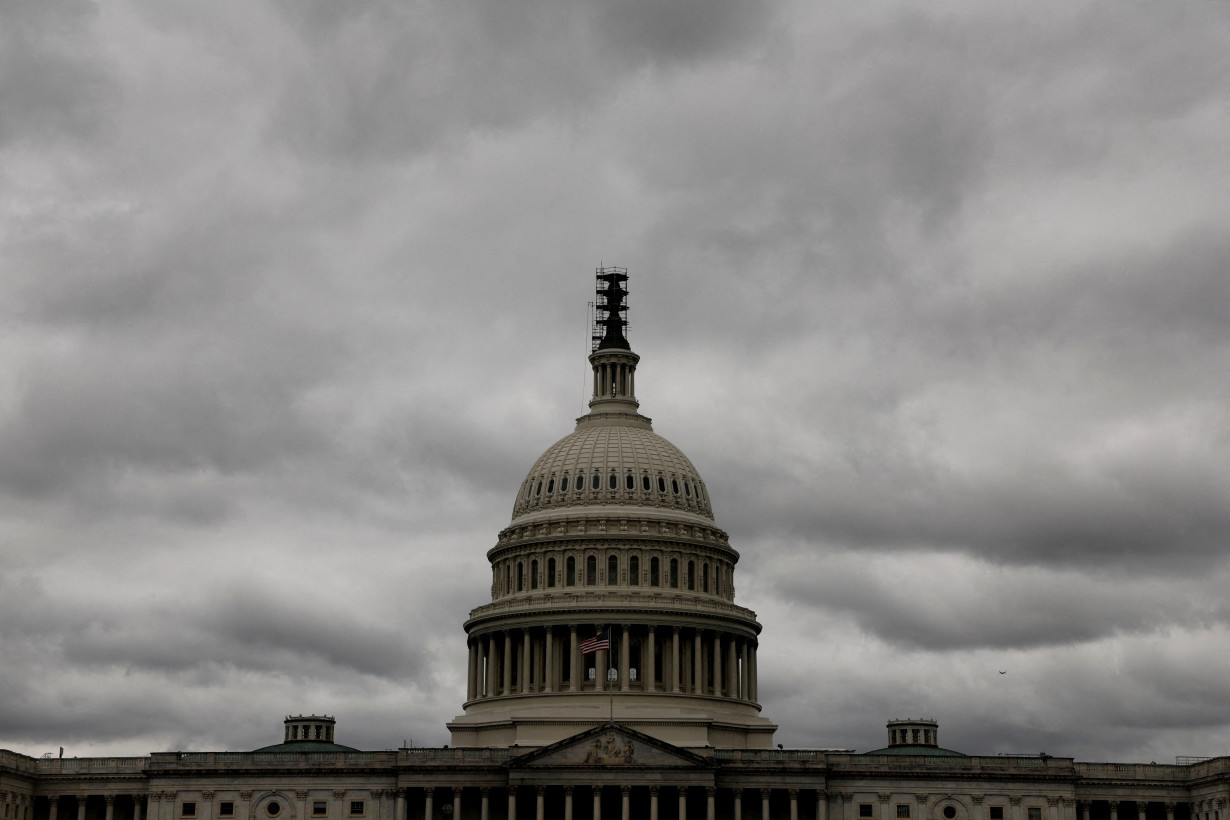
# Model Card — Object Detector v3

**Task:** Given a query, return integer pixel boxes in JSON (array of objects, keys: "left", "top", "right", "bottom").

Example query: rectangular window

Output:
[
  {"left": 219, "top": 804, "right": 234, "bottom": 817},
  {"left": 898, "top": 807, "right": 911, "bottom": 818},
  {"left": 990, "top": 809, "right": 1004, "bottom": 820},
  {"left": 1028, "top": 809, "right": 1042, "bottom": 820},
  {"left": 313, "top": 803, "right": 327, "bottom": 816},
  {"left": 860, "top": 806, "right": 874, "bottom": 818},
  {"left": 349, "top": 803, "right": 365, "bottom": 816},
  {"left": 182, "top": 804, "right": 196, "bottom": 818}
]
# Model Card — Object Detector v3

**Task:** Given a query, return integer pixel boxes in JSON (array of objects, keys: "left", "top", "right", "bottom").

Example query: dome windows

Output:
[
  {"left": 684, "top": 481, "right": 691, "bottom": 497},
  {"left": 592, "top": 474, "right": 601, "bottom": 491},
  {"left": 658, "top": 476, "right": 667, "bottom": 493},
  {"left": 607, "top": 554, "right": 618, "bottom": 584},
  {"left": 629, "top": 555, "right": 639, "bottom": 585},
  {"left": 672, "top": 478, "right": 680, "bottom": 495},
  {"left": 535, "top": 480, "right": 542, "bottom": 496},
  {"left": 608, "top": 473, "right": 617, "bottom": 489},
  {"left": 642, "top": 475, "right": 651, "bottom": 491},
  {"left": 546, "top": 478, "right": 555, "bottom": 494},
  {"left": 547, "top": 557, "right": 556, "bottom": 587},
  {"left": 625, "top": 474, "right": 634, "bottom": 490},
  {"left": 560, "top": 476, "right": 568, "bottom": 492}
]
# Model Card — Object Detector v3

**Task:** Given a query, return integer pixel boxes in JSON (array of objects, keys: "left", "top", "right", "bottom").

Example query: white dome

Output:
[{"left": 512, "top": 420, "right": 714, "bottom": 522}]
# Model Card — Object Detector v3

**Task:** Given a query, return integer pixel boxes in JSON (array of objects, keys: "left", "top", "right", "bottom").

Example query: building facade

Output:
[{"left": 3, "top": 269, "right": 1228, "bottom": 819}]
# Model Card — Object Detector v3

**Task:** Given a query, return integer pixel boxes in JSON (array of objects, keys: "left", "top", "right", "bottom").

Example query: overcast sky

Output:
[{"left": 3, "top": 0, "right": 1230, "bottom": 764}]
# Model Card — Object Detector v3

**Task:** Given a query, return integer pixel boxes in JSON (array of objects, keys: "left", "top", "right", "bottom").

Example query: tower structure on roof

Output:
[{"left": 446, "top": 267, "right": 778, "bottom": 749}]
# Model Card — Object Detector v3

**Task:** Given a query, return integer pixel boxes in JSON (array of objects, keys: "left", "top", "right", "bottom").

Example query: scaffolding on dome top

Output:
[{"left": 591, "top": 265, "right": 630, "bottom": 351}]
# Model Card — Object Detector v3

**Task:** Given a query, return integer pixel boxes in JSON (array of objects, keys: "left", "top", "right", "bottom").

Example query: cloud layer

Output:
[{"left": 2, "top": 0, "right": 1229, "bottom": 762}]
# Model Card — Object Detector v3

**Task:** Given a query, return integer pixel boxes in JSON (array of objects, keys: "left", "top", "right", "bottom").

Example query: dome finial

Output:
[
  {"left": 586, "top": 267, "right": 641, "bottom": 417},
  {"left": 592, "top": 266, "right": 630, "bottom": 351}
]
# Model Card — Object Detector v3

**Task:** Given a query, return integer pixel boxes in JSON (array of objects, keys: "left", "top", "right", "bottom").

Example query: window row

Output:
[
  {"left": 860, "top": 805, "right": 1038, "bottom": 820},
  {"left": 523, "top": 470, "right": 706, "bottom": 505},
  {"left": 184, "top": 800, "right": 365, "bottom": 818},
  {"left": 891, "top": 727, "right": 932, "bottom": 744},
  {"left": 496, "top": 553, "right": 732, "bottom": 597}
]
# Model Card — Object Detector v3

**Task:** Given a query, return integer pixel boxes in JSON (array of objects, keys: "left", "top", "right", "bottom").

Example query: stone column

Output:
[
  {"left": 49, "top": 796, "right": 60, "bottom": 820},
  {"left": 762, "top": 789, "right": 772, "bottom": 820},
  {"left": 622, "top": 786, "right": 631, "bottom": 820},
  {"left": 593, "top": 787, "right": 602, "bottom": 820},
  {"left": 712, "top": 634, "right": 722, "bottom": 695},
  {"left": 333, "top": 791, "right": 346, "bottom": 820},
  {"left": 503, "top": 632, "right": 513, "bottom": 694},
  {"left": 135, "top": 796, "right": 145, "bottom": 820},
  {"left": 1052, "top": 797, "right": 1064, "bottom": 820},
  {"left": 77, "top": 796, "right": 87, "bottom": 820},
  {"left": 620, "top": 625, "right": 631, "bottom": 692},
  {"left": 1166, "top": 803, "right": 1176, "bottom": 820},
  {"left": 817, "top": 791, "right": 828, "bottom": 820},
  {"left": 726, "top": 637, "right": 737, "bottom": 697},
  {"left": 678, "top": 788, "right": 687, "bottom": 820},
  {"left": 468, "top": 641, "right": 479, "bottom": 700},
  {"left": 480, "top": 789, "right": 489, "bottom": 820},
  {"left": 734, "top": 790, "right": 742, "bottom": 820},
  {"left": 842, "top": 792, "right": 853, "bottom": 820},
  {"left": 451, "top": 791, "right": 460, "bottom": 820},
  {"left": 564, "top": 787, "right": 573, "bottom": 820},
  {"left": 105, "top": 796, "right": 116, "bottom": 820},
  {"left": 1137, "top": 803, "right": 1147, "bottom": 820},
  {"left": 238, "top": 793, "right": 251, "bottom": 820},
  {"left": 646, "top": 627, "right": 657, "bottom": 692},
  {"left": 1108, "top": 801, "right": 1118, "bottom": 820},
  {"left": 545, "top": 627, "right": 556, "bottom": 692},
  {"left": 536, "top": 787, "right": 545, "bottom": 820},
  {"left": 521, "top": 630, "right": 532, "bottom": 693},
  {"left": 693, "top": 631, "right": 703, "bottom": 693},
  {"left": 740, "top": 641, "right": 750, "bottom": 700},
  {"left": 394, "top": 791, "right": 405, "bottom": 820},
  {"left": 507, "top": 788, "right": 516, "bottom": 820},
  {"left": 570, "top": 626, "right": 580, "bottom": 691},
  {"left": 649, "top": 787, "right": 659, "bottom": 820},
  {"left": 485, "top": 635, "right": 498, "bottom": 697},
  {"left": 742, "top": 644, "right": 752, "bottom": 703},
  {"left": 790, "top": 790, "right": 799, "bottom": 820},
  {"left": 707, "top": 787, "right": 716, "bottom": 820},
  {"left": 671, "top": 628, "right": 681, "bottom": 693},
  {"left": 1012, "top": 796, "right": 1025, "bottom": 820},
  {"left": 423, "top": 789, "right": 434, "bottom": 820}
]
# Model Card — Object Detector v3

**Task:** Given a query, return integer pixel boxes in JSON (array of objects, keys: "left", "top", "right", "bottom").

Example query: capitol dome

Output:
[
  {"left": 511, "top": 420, "right": 714, "bottom": 524},
  {"left": 449, "top": 267, "right": 776, "bottom": 751}
]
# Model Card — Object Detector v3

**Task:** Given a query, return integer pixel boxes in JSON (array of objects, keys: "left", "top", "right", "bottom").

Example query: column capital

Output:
[
  {"left": 1107, "top": 802, "right": 1118, "bottom": 810},
  {"left": 239, "top": 794, "right": 252, "bottom": 802},
  {"left": 295, "top": 792, "right": 308, "bottom": 800},
  {"left": 880, "top": 795, "right": 892, "bottom": 804},
  {"left": 789, "top": 789, "right": 799, "bottom": 798},
  {"left": 621, "top": 786, "right": 632, "bottom": 796},
  {"left": 1011, "top": 798, "right": 1023, "bottom": 807},
  {"left": 1048, "top": 798, "right": 1061, "bottom": 807},
  {"left": 201, "top": 793, "right": 213, "bottom": 803},
  {"left": 562, "top": 787, "right": 572, "bottom": 796},
  {"left": 333, "top": 791, "right": 345, "bottom": 800},
  {"left": 706, "top": 787, "right": 716, "bottom": 797},
  {"left": 971, "top": 796, "right": 984, "bottom": 805},
  {"left": 762, "top": 789, "right": 773, "bottom": 799},
  {"left": 104, "top": 797, "right": 117, "bottom": 806},
  {"left": 480, "top": 788, "right": 490, "bottom": 798},
  {"left": 536, "top": 787, "right": 546, "bottom": 796},
  {"left": 48, "top": 798, "right": 60, "bottom": 807},
  {"left": 916, "top": 795, "right": 930, "bottom": 806},
  {"left": 424, "top": 787, "right": 434, "bottom": 797},
  {"left": 1063, "top": 799, "right": 1075, "bottom": 808},
  {"left": 649, "top": 787, "right": 659, "bottom": 796}
]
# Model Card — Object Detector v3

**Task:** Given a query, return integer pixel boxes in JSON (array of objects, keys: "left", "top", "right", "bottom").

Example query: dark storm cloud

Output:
[
  {"left": 0, "top": 0, "right": 117, "bottom": 146},
  {"left": 266, "top": 0, "right": 777, "bottom": 161}
]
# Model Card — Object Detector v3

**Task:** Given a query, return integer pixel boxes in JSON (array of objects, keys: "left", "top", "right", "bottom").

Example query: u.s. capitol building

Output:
[{"left": 3, "top": 269, "right": 1227, "bottom": 819}]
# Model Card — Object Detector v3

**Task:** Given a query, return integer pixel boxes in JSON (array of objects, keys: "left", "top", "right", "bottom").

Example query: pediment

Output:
[{"left": 509, "top": 723, "right": 712, "bottom": 769}]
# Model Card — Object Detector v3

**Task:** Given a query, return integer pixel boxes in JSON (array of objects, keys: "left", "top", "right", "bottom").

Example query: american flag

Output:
[{"left": 579, "top": 634, "right": 610, "bottom": 654}]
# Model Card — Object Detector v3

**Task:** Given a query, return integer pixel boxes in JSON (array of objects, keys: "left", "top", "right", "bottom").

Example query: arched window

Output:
[
  {"left": 672, "top": 478, "right": 680, "bottom": 495},
  {"left": 546, "top": 478, "right": 554, "bottom": 494},
  {"left": 686, "top": 560, "right": 695, "bottom": 590},
  {"left": 566, "top": 556, "right": 576, "bottom": 586},
  {"left": 586, "top": 555, "right": 597, "bottom": 585},
  {"left": 547, "top": 557, "right": 556, "bottom": 587},
  {"left": 669, "top": 558, "right": 678, "bottom": 588},
  {"left": 702, "top": 562, "right": 709, "bottom": 592},
  {"left": 530, "top": 559, "right": 539, "bottom": 590},
  {"left": 517, "top": 562, "right": 524, "bottom": 592},
  {"left": 576, "top": 473, "right": 584, "bottom": 491},
  {"left": 536, "top": 480, "right": 542, "bottom": 496},
  {"left": 684, "top": 480, "right": 691, "bottom": 497},
  {"left": 505, "top": 565, "right": 511, "bottom": 594},
  {"left": 608, "top": 473, "right": 617, "bottom": 489},
  {"left": 560, "top": 475, "right": 568, "bottom": 492},
  {"left": 642, "top": 475, "right": 650, "bottom": 491},
  {"left": 629, "top": 555, "right": 640, "bottom": 585},
  {"left": 592, "top": 474, "right": 600, "bottom": 490},
  {"left": 650, "top": 557, "right": 660, "bottom": 586},
  {"left": 658, "top": 476, "right": 666, "bottom": 493},
  {"left": 608, "top": 554, "right": 619, "bottom": 585},
  {"left": 625, "top": 474, "right": 634, "bottom": 490}
]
